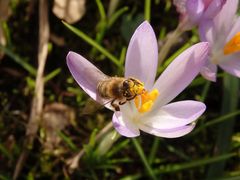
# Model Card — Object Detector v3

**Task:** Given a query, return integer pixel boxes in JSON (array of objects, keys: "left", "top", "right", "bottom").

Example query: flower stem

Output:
[
  {"left": 158, "top": 25, "right": 183, "bottom": 65},
  {"left": 132, "top": 138, "right": 157, "bottom": 180}
]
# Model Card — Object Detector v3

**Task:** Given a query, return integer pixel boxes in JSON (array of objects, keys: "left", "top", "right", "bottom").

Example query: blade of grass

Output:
[
  {"left": 121, "top": 153, "right": 236, "bottom": 179},
  {"left": 0, "top": 45, "right": 37, "bottom": 76},
  {"left": 44, "top": 68, "right": 61, "bottom": 83},
  {"left": 148, "top": 138, "right": 160, "bottom": 165},
  {"left": 108, "top": 0, "right": 120, "bottom": 17},
  {"left": 57, "top": 131, "right": 78, "bottom": 152},
  {"left": 200, "top": 81, "right": 211, "bottom": 102},
  {"left": 191, "top": 110, "right": 240, "bottom": 136},
  {"left": 0, "top": 175, "right": 10, "bottom": 180},
  {"left": 62, "top": 21, "right": 121, "bottom": 68},
  {"left": 0, "top": 143, "right": 12, "bottom": 160},
  {"left": 207, "top": 74, "right": 239, "bottom": 178},
  {"left": 106, "top": 139, "right": 130, "bottom": 158},
  {"left": 155, "top": 153, "right": 236, "bottom": 174},
  {"left": 132, "top": 139, "right": 157, "bottom": 180},
  {"left": 96, "top": 0, "right": 106, "bottom": 21},
  {"left": 108, "top": 6, "right": 129, "bottom": 28}
]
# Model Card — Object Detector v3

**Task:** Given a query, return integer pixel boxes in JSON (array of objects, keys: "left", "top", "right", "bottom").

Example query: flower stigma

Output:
[
  {"left": 223, "top": 32, "right": 240, "bottom": 55},
  {"left": 134, "top": 89, "right": 159, "bottom": 113}
]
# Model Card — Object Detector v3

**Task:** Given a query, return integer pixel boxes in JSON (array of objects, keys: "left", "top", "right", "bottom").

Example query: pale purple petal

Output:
[
  {"left": 214, "top": 0, "right": 238, "bottom": 36},
  {"left": 199, "top": 19, "right": 215, "bottom": 44},
  {"left": 226, "top": 17, "right": 240, "bottom": 43},
  {"left": 204, "top": 0, "right": 226, "bottom": 19},
  {"left": 219, "top": 53, "right": 240, "bottom": 78},
  {"left": 124, "top": 21, "right": 158, "bottom": 89},
  {"left": 186, "top": 0, "right": 205, "bottom": 24},
  {"left": 66, "top": 51, "right": 108, "bottom": 105},
  {"left": 153, "top": 42, "right": 209, "bottom": 108},
  {"left": 143, "top": 101, "right": 206, "bottom": 129},
  {"left": 200, "top": 61, "right": 217, "bottom": 82},
  {"left": 112, "top": 112, "right": 140, "bottom": 137},
  {"left": 138, "top": 123, "right": 196, "bottom": 138}
]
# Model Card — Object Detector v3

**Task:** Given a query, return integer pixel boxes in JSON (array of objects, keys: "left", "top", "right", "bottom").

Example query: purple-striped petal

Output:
[
  {"left": 200, "top": 61, "right": 217, "bottom": 81},
  {"left": 138, "top": 123, "right": 196, "bottom": 138},
  {"left": 124, "top": 21, "right": 158, "bottom": 89},
  {"left": 153, "top": 42, "right": 209, "bottom": 108},
  {"left": 199, "top": 19, "right": 215, "bottom": 44},
  {"left": 112, "top": 112, "right": 140, "bottom": 137},
  {"left": 66, "top": 51, "right": 108, "bottom": 105},
  {"left": 143, "top": 100, "right": 206, "bottom": 129},
  {"left": 204, "top": 0, "right": 226, "bottom": 19},
  {"left": 186, "top": 0, "right": 204, "bottom": 24}
]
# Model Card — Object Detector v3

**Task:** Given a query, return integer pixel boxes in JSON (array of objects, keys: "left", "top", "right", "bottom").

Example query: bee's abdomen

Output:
[
  {"left": 97, "top": 81, "right": 110, "bottom": 98},
  {"left": 97, "top": 78, "right": 123, "bottom": 99}
]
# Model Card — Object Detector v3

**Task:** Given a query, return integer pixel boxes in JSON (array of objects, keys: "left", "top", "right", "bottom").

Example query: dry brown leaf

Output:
[
  {"left": 41, "top": 103, "right": 75, "bottom": 152},
  {"left": 52, "top": 0, "right": 86, "bottom": 24}
]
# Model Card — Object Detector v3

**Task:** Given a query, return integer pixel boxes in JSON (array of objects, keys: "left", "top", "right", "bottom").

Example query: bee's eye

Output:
[
  {"left": 123, "top": 91, "right": 131, "bottom": 97},
  {"left": 123, "top": 80, "right": 129, "bottom": 88}
]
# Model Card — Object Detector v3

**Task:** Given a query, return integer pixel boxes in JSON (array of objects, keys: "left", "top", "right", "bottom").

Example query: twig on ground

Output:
[{"left": 13, "top": 0, "right": 49, "bottom": 179}]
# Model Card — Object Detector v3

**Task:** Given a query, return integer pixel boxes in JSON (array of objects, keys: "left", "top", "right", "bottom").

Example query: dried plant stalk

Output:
[{"left": 13, "top": 0, "right": 49, "bottom": 179}]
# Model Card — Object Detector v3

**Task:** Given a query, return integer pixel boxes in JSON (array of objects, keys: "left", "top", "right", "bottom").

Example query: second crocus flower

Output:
[
  {"left": 174, "top": 0, "right": 226, "bottom": 30},
  {"left": 199, "top": 0, "right": 240, "bottom": 81}
]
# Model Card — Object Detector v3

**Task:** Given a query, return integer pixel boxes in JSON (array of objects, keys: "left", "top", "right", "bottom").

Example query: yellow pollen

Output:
[
  {"left": 134, "top": 89, "right": 159, "bottom": 113},
  {"left": 223, "top": 32, "right": 240, "bottom": 55}
]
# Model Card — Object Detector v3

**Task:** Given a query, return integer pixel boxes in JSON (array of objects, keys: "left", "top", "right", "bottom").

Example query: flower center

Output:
[
  {"left": 223, "top": 32, "right": 240, "bottom": 55},
  {"left": 134, "top": 89, "right": 159, "bottom": 113}
]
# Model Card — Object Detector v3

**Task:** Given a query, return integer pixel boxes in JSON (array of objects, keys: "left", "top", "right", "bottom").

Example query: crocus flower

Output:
[
  {"left": 173, "top": 0, "right": 226, "bottom": 30},
  {"left": 67, "top": 21, "right": 209, "bottom": 138},
  {"left": 199, "top": 0, "right": 240, "bottom": 81}
]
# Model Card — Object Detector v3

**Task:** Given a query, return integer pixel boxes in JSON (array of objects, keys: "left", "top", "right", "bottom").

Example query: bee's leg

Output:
[
  {"left": 119, "top": 100, "right": 127, "bottom": 105},
  {"left": 111, "top": 99, "right": 120, "bottom": 111},
  {"left": 126, "top": 94, "right": 137, "bottom": 101},
  {"left": 119, "top": 95, "right": 137, "bottom": 106}
]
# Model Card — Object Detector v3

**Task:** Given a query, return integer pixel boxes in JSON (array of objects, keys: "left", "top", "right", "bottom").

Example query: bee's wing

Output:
[
  {"left": 80, "top": 67, "right": 113, "bottom": 107},
  {"left": 82, "top": 67, "right": 109, "bottom": 89}
]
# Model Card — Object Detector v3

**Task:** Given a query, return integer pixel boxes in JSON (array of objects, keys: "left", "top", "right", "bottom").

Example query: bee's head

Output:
[{"left": 122, "top": 78, "right": 145, "bottom": 97}]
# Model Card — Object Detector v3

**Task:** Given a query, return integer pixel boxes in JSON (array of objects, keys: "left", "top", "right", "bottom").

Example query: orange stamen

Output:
[
  {"left": 223, "top": 32, "right": 240, "bottom": 55},
  {"left": 134, "top": 89, "right": 159, "bottom": 113}
]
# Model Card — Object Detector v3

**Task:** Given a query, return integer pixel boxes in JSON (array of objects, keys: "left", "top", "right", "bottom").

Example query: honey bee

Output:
[{"left": 97, "top": 77, "right": 145, "bottom": 111}]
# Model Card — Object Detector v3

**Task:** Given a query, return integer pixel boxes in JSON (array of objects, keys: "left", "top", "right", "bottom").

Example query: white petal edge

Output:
[
  {"left": 143, "top": 100, "right": 206, "bottom": 129},
  {"left": 112, "top": 111, "right": 140, "bottom": 138},
  {"left": 138, "top": 123, "right": 196, "bottom": 138}
]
